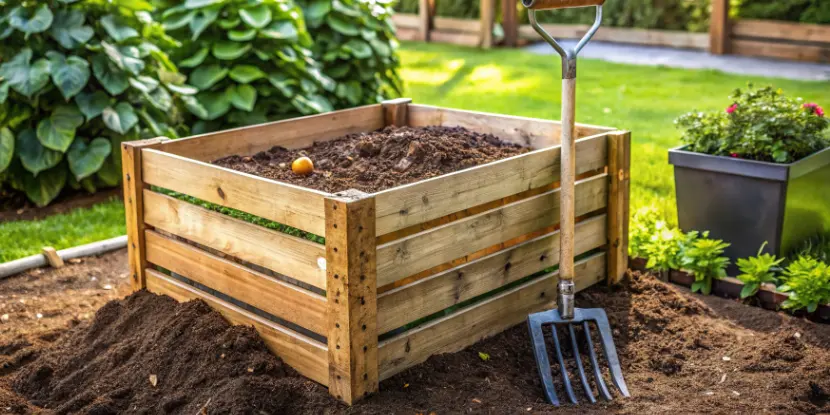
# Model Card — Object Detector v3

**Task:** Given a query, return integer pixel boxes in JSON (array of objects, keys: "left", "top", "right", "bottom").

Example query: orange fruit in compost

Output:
[{"left": 292, "top": 157, "right": 314, "bottom": 176}]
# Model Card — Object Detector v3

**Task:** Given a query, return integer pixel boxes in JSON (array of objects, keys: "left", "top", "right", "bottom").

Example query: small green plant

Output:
[
  {"left": 678, "top": 233, "right": 730, "bottom": 295},
  {"left": 736, "top": 242, "right": 784, "bottom": 299},
  {"left": 792, "top": 232, "right": 830, "bottom": 263},
  {"left": 675, "top": 85, "right": 830, "bottom": 163},
  {"left": 779, "top": 256, "right": 830, "bottom": 313},
  {"left": 629, "top": 205, "right": 661, "bottom": 259},
  {"left": 642, "top": 221, "right": 689, "bottom": 273}
]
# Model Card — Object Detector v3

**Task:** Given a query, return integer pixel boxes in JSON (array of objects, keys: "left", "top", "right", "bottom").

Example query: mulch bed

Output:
[
  {"left": 212, "top": 126, "right": 531, "bottom": 194},
  {"left": 2, "top": 257, "right": 829, "bottom": 414}
]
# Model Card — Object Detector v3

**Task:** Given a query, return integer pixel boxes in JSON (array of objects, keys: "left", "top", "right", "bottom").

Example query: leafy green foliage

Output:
[
  {"left": 779, "top": 256, "right": 830, "bottom": 312},
  {"left": 739, "top": 0, "right": 830, "bottom": 25},
  {"left": 0, "top": 0, "right": 185, "bottom": 206},
  {"left": 642, "top": 222, "right": 687, "bottom": 273},
  {"left": 298, "top": 0, "right": 402, "bottom": 109},
  {"left": 792, "top": 232, "right": 830, "bottom": 263},
  {"left": 629, "top": 205, "right": 661, "bottom": 258},
  {"left": 160, "top": 0, "right": 333, "bottom": 133},
  {"left": 679, "top": 234, "right": 730, "bottom": 295},
  {"left": 675, "top": 85, "right": 830, "bottom": 163},
  {"left": 736, "top": 242, "right": 784, "bottom": 298}
]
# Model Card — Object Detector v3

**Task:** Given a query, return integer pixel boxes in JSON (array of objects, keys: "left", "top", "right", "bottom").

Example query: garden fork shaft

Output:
[{"left": 523, "top": 0, "right": 630, "bottom": 406}]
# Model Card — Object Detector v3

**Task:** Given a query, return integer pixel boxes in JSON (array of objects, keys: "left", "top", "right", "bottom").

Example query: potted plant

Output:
[{"left": 670, "top": 86, "right": 830, "bottom": 269}]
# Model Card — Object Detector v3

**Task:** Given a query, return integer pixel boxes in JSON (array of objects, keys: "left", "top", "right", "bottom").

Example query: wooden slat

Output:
[
  {"left": 145, "top": 269, "right": 329, "bottom": 386},
  {"left": 325, "top": 193, "right": 379, "bottom": 404},
  {"left": 158, "top": 104, "right": 385, "bottom": 162},
  {"left": 396, "top": 27, "right": 420, "bottom": 41},
  {"left": 502, "top": 0, "right": 519, "bottom": 47},
  {"left": 433, "top": 17, "right": 481, "bottom": 33},
  {"left": 418, "top": 0, "right": 431, "bottom": 41},
  {"left": 374, "top": 131, "right": 607, "bottom": 237},
  {"left": 382, "top": 98, "right": 412, "bottom": 127},
  {"left": 731, "top": 39, "right": 830, "bottom": 63},
  {"left": 123, "top": 138, "right": 165, "bottom": 290},
  {"left": 428, "top": 30, "right": 482, "bottom": 47},
  {"left": 378, "top": 252, "right": 606, "bottom": 380},
  {"left": 145, "top": 230, "right": 327, "bottom": 335},
  {"left": 376, "top": 174, "right": 608, "bottom": 287},
  {"left": 407, "top": 104, "right": 611, "bottom": 148},
  {"left": 732, "top": 19, "right": 830, "bottom": 44},
  {"left": 518, "top": 24, "right": 710, "bottom": 50},
  {"left": 143, "top": 190, "right": 327, "bottom": 290},
  {"left": 606, "top": 132, "right": 631, "bottom": 285},
  {"left": 480, "top": 0, "right": 495, "bottom": 48},
  {"left": 142, "top": 149, "right": 327, "bottom": 236},
  {"left": 377, "top": 215, "right": 606, "bottom": 334},
  {"left": 391, "top": 13, "right": 421, "bottom": 29}
]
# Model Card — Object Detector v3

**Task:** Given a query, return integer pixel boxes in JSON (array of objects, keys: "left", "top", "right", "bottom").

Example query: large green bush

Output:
[
  {"left": 159, "top": 0, "right": 335, "bottom": 134},
  {"left": 738, "top": 0, "right": 830, "bottom": 25},
  {"left": 298, "top": 0, "right": 402, "bottom": 109},
  {"left": 0, "top": 0, "right": 184, "bottom": 206}
]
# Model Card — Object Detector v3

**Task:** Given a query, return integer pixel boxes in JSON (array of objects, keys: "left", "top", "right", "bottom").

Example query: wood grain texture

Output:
[
  {"left": 41, "top": 247, "right": 64, "bottom": 268},
  {"left": 480, "top": 0, "right": 495, "bottom": 48},
  {"left": 374, "top": 132, "right": 608, "bottom": 237},
  {"left": 325, "top": 194, "right": 378, "bottom": 404},
  {"left": 709, "top": 0, "right": 730, "bottom": 54},
  {"left": 732, "top": 19, "right": 830, "bottom": 44},
  {"left": 428, "top": 30, "right": 482, "bottom": 47},
  {"left": 407, "top": 104, "right": 611, "bottom": 149},
  {"left": 382, "top": 98, "right": 412, "bottom": 127},
  {"left": 418, "top": 0, "right": 431, "bottom": 41},
  {"left": 122, "top": 139, "right": 165, "bottom": 291},
  {"left": 143, "top": 190, "right": 327, "bottom": 290},
  {"left": 158, "top": 104, "right": 385, "bottom": 162},
  {"left": 142, "top": 149, "right": 328, "bottom": 235},
  {"left": 145, "top": 269, "right": 329, "bottom": 386},
  {"left": 145, "top": 230, "right": 327, "bottom": 335},
  {"left": 502, "top": 0, "right": 519, "bottom": 47},
  {"left": 606, "top": 131, "right": 631, "bottom": 285},
  {"left": 730, "top": 39, "right": 830, "bottom": 63},
  {"left": 559, "top": 78, "right": 577, "bottom": 283},
  {"left": 376, "top": 174, "right": 608, "bottom": 287},
  {"left": 377, "top": 215, "right": 607, "bottom": 334},
  {"left": 378, "top": 252, "right": 606, "bottom": 380}
]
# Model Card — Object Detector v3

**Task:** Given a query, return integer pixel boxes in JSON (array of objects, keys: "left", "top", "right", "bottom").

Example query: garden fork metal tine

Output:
[
  {"left": 550, "top": 324, "right": 578, "bottom": 404},
  {"left": 586, "top": 309, "right": 630, "bottom": 397},
  {"left": 582, "top": 320, "right": 613, "bottom": 400},
  {"left": 528, "top": 313, "right": 560, "bottom": 406},
  {"left": 568, "top": 323, "right": 597, "bottom": 403}
]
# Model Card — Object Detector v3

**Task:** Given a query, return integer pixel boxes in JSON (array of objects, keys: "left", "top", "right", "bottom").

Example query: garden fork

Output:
[{"left": 523, "top": 0, "right": 630, "bottom": 406}]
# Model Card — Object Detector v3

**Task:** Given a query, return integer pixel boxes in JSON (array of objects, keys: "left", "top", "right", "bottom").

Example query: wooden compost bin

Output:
[{"left": 121, "top": 99, "right": 631, "bottom": 405}]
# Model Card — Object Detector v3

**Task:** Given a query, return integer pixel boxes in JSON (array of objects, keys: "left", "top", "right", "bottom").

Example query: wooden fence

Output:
[{"left": 393, "top": 0, "right": 830, "bottom": 63}]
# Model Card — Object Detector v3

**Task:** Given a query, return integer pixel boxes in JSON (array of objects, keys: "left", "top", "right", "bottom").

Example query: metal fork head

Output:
[{"left": 527, "top": 307, "right": 629, "bottom": 406}]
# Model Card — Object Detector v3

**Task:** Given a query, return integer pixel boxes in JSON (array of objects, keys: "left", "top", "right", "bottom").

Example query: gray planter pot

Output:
[{"left": 669, "top": 145, "right": 830, "bottom": 269}]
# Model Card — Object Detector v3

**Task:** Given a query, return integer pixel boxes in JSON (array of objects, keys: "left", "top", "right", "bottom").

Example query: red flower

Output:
[
  {"left": 803, "top": 102, "right": 825, "bottom": 117},
  {"left": 730, "top": 153, "right": 739, "bottom": 158},
  {"left": 726, "top": 103, "right": 738, "bottom": 114}
]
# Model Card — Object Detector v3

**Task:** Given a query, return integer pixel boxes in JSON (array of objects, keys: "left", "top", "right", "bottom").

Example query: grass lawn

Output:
[{"left": 2, "top": 42, "right": 829, "bottom": 262}]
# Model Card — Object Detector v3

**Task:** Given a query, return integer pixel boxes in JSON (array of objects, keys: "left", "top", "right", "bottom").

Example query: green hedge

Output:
[{"left": 738, "top": 0, "right": 830, "bottom": 25}]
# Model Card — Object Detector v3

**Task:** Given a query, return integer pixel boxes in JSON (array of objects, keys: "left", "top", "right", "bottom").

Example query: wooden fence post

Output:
[
  {"left": 710, "top": 0, "right": 730, "bottom": 54},
  {"left": 606, "top": 131, "right": 630, "bottom": 285},
  {"left": 418, "top": 0, "right": 432, "bottom": 41},
  {"left": 122, "top": 138, "right": 165, "bottom": 291},
  {"left": 324, "top": 191, "right": 379, "bottom": 405},
  {"left": 480, "top": 0, "right": 496, "bottom": 48},
  {"left": 502, "top": 0, "right": 519, "bottom": 47}
]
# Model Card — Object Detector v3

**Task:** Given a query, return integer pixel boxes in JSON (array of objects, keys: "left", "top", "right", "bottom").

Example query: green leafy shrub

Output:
[
  {"left": 738, "top": 0, "right": 830, "bottom": 25},
  {"left": 0, "top": 0, "right": 184, "bottom": 206},
  {"left": 792, "top": 232, "right": 830, "bottom": 263},
  {"left": 678, "top": 233, "right": 730, "bottom": 295},
  {"left": 159, "top": 0, "right": 334, "bottom": 133},
  {"left": 675, "top": 86, "right": 830, "bottom": 163},
  {"left": 642, "top": 222, "right": 687, "bottom": 273},
  {"left": 629, "top": 205, "right": 661, "bottom": 258},
  {"left": 298, "top": 0, "right": 402, "bottom": 109},
  {"left": 779, "top": 256, "right": 830, "bottom": 312},
  {"left": 736, "top": 242, "right": 784, "bottom": 298}
]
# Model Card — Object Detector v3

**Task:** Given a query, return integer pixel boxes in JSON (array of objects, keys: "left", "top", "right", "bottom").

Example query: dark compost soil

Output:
[
  {"left": 2, "top": 257, "right": 829, "bottom": 414},
  {"left": 212, "top": 126, "right": 531, "bottom": 194}
]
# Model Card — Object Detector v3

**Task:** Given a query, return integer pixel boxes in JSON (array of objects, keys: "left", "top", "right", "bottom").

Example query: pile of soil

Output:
[
  {"left": 2, "top": 259, "right": 830, "bottom": 414},
  {"left": 212, "top": 126, "right": 531, "bottom": 194}
]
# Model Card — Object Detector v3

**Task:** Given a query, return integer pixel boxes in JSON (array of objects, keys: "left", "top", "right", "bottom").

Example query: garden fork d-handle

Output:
[{"left": 525, "top": 1, "right": 603, "bottom": 319}]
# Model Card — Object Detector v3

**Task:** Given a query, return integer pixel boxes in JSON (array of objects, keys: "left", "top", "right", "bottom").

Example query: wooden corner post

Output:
[
  {"left": 122, "top": 138, "right": 165, "bottom": 291},
  {"left": 324, "top": 191, "right": 379, "bottom": 405},
  {"left": 418, "top": 0, "right": 432, "bottom": 42},
  {"left": 606, "top": 131, "right": 630, "bottom": 285},
  {"left": 382, "top": 98, "right": 412, "bottom": 127}
]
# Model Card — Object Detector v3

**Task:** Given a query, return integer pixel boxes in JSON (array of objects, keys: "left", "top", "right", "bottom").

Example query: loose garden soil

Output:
[
  {"left": 1, "top": 252, "right": 829, "bottom": 414},
  {"left": 212, "top": 126, "right": 531, "bottom": 194}
]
